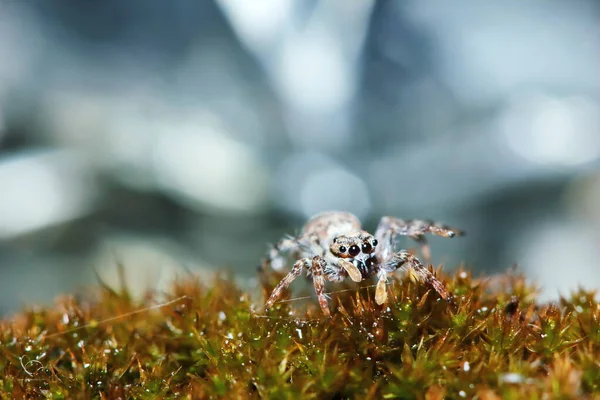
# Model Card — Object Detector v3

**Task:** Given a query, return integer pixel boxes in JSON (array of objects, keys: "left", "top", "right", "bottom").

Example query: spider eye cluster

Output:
[{"left": 331, "top": 236, "right": 378, "bottom": 257}]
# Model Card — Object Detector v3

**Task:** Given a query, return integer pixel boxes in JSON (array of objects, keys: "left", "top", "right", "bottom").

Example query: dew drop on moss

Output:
[
  {"left": 499, "top": 373, "right": 525, "bottom": 384},
  {"left": 463, "top": 361, "right": 470, "bottom": 372}
]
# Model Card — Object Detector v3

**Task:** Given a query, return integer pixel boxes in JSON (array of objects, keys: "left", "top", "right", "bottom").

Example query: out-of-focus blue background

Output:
[{"left": 1, "top": 0, "right": 599, "bottom": 315}]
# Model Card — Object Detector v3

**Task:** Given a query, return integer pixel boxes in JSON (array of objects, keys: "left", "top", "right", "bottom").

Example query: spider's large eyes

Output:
[
  {"left": 339, "top": 246, "right": 346, "bottom": 253},
  {"left": 333, "top": 238, "right": 338, "bottom": 243},
  {"left": 372, "top": 239, "right": 378, "bottom": 247},
  {"left": 361, "top": 242, "right": 372, "bottom": 253},
  {"left": 349, "top": 245, "right": 360, "bottom": 257}
]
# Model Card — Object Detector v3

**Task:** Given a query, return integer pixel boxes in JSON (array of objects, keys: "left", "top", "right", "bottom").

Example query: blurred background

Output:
[{"left": 1, "top": 0, "right": 599, "bottom": 316}]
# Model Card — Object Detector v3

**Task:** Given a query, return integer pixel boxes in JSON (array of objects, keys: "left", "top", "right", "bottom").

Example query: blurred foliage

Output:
[{"left": 0, "top": 266, "right": 599, "bottom": 399}]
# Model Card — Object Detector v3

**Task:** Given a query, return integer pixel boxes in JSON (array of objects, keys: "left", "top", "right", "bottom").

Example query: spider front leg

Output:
[
  {"left": 375, "top": 251, "right": 450, "bottom": 305},
  {"left": 264, "top": 257, "right": 310, "bottom": 310},
  {"left": 310, "top": 256, "right": 332, "bottom": 317},
  {"left": 264, "top": 256, "right": 333, "bottom": 317},
  {"left": 375, "top": 217, "right": 463, "bottom": 262}
]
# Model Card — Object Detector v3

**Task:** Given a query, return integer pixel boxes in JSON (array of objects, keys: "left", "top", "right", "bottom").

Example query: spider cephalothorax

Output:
[
  {"left": 261, "top": 211, "right": 463, "bottom": 316},
  {"left": 329, "top": 233, "right": 377, "bottom": 279}
]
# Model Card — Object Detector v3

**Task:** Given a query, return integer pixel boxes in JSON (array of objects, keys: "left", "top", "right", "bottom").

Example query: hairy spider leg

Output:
[
  {"left": 375, "top": 251, "right": 450, "bottom": 305},
  {"left": 375, "top": 217, "right": 462, "bottom": 262},
  {"left": 264, "top": 255, "right": 333, "bottom": 317},
  {"left": 310, "top": 256, "right": 331, "bottom": 317},
  {"left": 265, "top": 257, "right": 310, "bottom": 309}
]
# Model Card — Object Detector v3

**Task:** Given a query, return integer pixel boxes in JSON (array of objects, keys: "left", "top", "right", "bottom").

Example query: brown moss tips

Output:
[{"left": 0, "top": 268, "right": 598, "bottom": 399}]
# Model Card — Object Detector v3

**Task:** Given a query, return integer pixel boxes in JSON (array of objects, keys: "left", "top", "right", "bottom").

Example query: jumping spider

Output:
[{"left": 262, "top": 211, "right": 463, "bottom": 317}]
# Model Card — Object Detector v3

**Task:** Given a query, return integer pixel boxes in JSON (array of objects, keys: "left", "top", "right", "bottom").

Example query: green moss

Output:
[{"left": 1, "top": 267, "right": 599, "bottom": 399}]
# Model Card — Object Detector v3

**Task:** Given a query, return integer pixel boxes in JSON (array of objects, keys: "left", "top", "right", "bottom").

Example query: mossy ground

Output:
[{"left": 0, "top": 266, "right": 599, "bottom": 399}]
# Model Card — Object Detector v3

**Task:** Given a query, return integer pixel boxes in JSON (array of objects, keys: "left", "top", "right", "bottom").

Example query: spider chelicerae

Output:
[{"left": 261, "top": 211, "right": 463, "bottom": 316}]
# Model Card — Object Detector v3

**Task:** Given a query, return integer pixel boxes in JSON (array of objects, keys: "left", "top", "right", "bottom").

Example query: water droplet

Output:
[
  {"left": 24, "top": 345, "right": 32, "bottom": 352},
  {"left": 62, "top": 314, "right": 70, "bottom": 325},
  {"left": 218, "top": 312, "right": 226, "bottom": 321},
  {"left": 459, "top": 271, "right": 467, "bottom": 279},
  {"left": 83, "top": 363, "right": 90, "bottom": 369},
  {"left": 77, "top": 340, "right": 85, "bottom": 348},
  {"left": 459, "top": 390, "right": 466, "bottom": 397},
  {"left": 463, "top": 361, "right": 470, "bottom": 372},
  {"left": 499, "top": 372, "right": 525, "bottom": 384}
]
